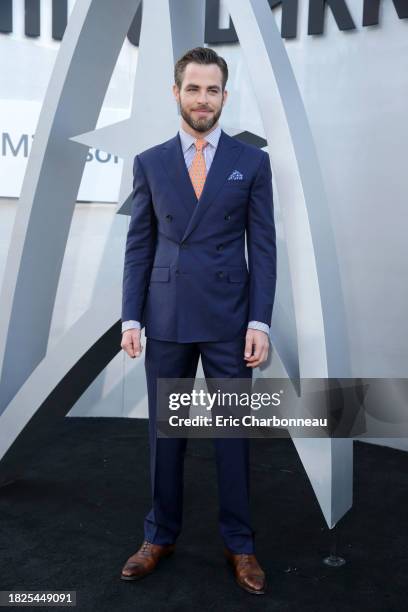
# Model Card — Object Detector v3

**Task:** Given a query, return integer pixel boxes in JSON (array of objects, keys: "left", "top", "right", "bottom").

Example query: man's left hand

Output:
[{"left": 244, "top": 329, "right": 269, "bottom": 368}]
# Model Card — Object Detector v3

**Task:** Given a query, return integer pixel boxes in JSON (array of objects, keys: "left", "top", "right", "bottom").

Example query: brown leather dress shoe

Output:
[
  {"left": 224, "top": 547, "right": 266, "bottom": 595},
  {"left": 120, "top": 540, "right": 175, "bottom": 581}
]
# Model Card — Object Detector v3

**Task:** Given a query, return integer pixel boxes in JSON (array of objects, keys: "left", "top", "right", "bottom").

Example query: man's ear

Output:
[
  {"left": 173, "top": 83, "right": 180, "bottom": 102},
  {"left": 222, "top": 89, "right": 228, "bottom": 106}
]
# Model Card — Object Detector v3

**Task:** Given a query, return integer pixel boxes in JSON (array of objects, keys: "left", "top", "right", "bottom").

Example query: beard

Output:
[{"left": 179, "top": 100, "right": 223, "bottom": 133}]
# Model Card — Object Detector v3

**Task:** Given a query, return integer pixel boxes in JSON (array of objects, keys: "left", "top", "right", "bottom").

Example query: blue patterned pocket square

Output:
[{"left": 227, "top": 170, "right": 244, "bottom": 181}]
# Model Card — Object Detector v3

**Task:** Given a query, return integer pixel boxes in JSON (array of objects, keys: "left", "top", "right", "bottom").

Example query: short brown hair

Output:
[{"left": 174, "top": 46, "right": 228, "bottom": 91}]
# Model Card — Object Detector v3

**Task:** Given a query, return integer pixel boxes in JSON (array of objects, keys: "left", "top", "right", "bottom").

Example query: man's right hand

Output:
[{"left": 121, "top": 328, "right": 143, "bottom": 359}]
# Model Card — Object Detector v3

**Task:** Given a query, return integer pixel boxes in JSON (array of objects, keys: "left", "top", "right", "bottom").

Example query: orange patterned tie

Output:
[{"left": 189, "top": 138, "right": 208, "bottom": 199}]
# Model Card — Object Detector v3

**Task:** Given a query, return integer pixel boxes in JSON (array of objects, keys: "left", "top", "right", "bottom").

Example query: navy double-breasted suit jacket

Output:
[{"left": 121, "top": 128, "right": 277, "bottom": 343}]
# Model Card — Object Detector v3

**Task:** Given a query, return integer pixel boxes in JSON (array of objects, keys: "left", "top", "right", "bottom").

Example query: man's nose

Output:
[{"left": 197, "top": 90, "right": 209, "bottom": 104}]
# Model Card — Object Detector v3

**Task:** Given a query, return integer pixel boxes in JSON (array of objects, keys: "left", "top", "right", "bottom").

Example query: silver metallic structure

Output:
[{"left": 0, "top": 0, "right": 353, "bottom": 528}]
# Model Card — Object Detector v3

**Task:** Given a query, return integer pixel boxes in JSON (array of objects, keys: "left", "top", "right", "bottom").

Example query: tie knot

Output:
[{"left": 194, "top": 138, "right": 207, "bottom": 152}]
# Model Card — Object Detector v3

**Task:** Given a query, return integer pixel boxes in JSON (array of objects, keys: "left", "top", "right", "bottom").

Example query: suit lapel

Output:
[
  {"left": 159, "top": 133, "right": 197, "bottom": 216},
  {"left": 159, "top": 129, "right": 243, "bottom": 241}
]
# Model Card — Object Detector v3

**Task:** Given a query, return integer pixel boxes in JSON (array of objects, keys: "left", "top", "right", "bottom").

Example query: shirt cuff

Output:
[
  {"left": 247, "top": 320, "right": 270, "bottom": 335},
  {"left": 121, "top": 320, "right": 141, "bottom": 333}
]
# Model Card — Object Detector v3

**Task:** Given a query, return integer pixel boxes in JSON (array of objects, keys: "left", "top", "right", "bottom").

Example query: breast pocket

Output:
[
  {"left": 224, "top": 181, "right": 250, "bottom": 202},
  {"left": 226, "top": 179, "right": 250, "bottom": 190}
]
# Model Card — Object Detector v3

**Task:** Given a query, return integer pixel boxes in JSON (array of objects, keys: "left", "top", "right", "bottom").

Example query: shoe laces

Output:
[
  {"left": 238, "top": 553, "right": 252, "bottom": 567},
  {"left": 140, "top": 540, "right": 153, "bottom": 556}
]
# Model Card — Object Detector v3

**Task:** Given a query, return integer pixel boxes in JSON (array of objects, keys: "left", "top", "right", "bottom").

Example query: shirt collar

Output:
[{"left": 179, "top": 123, "right": 222, "bottom": 153}]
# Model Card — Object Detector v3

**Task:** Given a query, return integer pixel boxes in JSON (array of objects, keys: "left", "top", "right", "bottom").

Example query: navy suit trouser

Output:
[{"left": 143, "top": 335, "right": 255, "bottom": 554}]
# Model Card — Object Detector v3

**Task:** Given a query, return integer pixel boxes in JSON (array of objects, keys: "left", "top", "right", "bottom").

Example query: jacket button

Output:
[
  {"left": 216, "top": 243, "right": 224, "bottom": 251},
  {"left": 180, "top": 242, "right": 188, "bottom": 249},
  {"left": 166, "top": 214, "right": 173, "bottom": 221},
  {"left": 217, "top": 271, "right": 224, "bottom": 279},
  {"left": 175, "top": 269, "right": 180, "bottom": 275},
  {"left": 224, "top": 214, "right": 230, "bottom": 220}
]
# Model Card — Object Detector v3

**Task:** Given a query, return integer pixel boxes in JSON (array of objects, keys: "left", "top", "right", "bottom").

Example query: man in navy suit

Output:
[{"left": 120, "top": 47, "right": 276, "bottom": 595}]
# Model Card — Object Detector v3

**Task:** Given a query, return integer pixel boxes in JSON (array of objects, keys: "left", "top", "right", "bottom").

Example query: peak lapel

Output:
[
  {"left": 159, "top": 133, "right": 197, "bottom": 215},
  {"left": 181, "top": 130, "right": 243, "bottom": 242}
]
